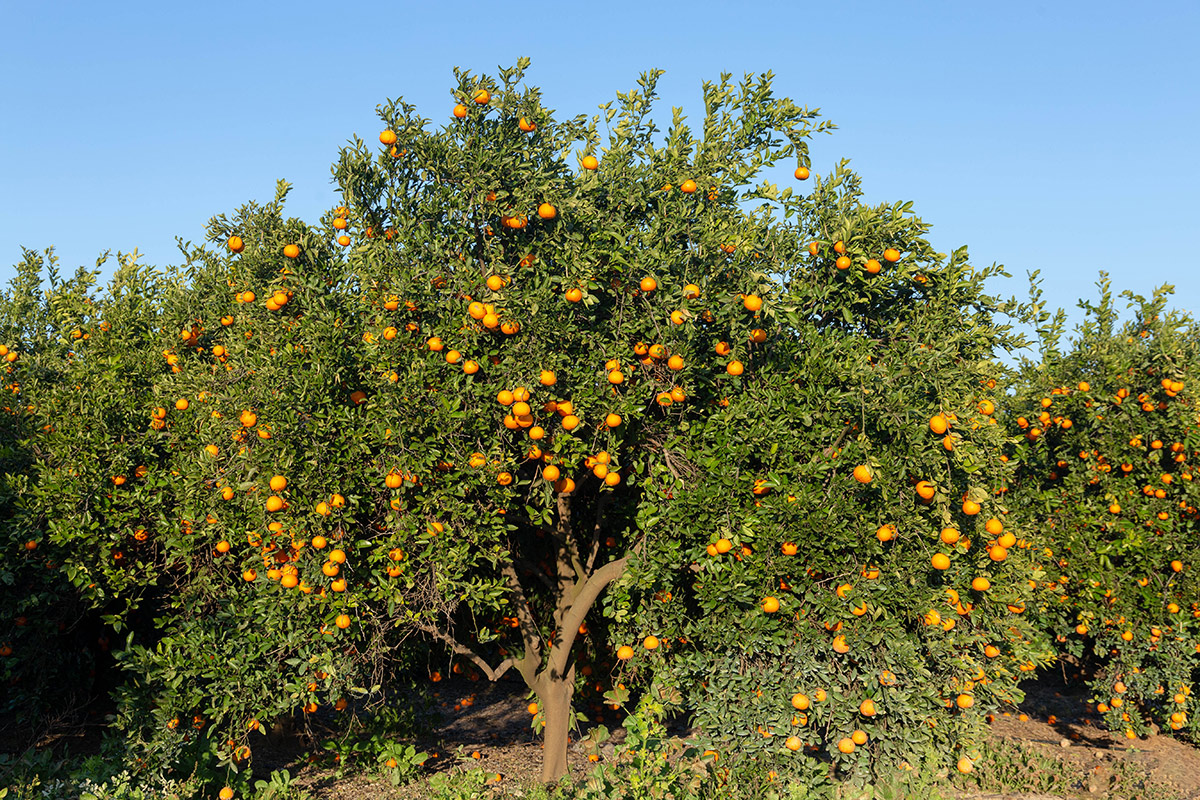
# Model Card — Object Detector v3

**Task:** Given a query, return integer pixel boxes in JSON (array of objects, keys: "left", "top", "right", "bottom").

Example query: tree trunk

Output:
[{"left": 535, "top": 664, "right": 576, "bottom": 783}]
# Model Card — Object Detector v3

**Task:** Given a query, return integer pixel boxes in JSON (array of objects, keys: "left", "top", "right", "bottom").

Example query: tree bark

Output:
[{"left": 534, "top": 663, "right": 576, "bottom": 784}]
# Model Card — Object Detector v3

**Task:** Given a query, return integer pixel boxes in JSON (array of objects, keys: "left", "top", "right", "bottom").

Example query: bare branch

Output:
[
  {"left": 415, "top": 622, "right": 515, "bottom": 682},
  {"left": 585, "top": 492, "right": 610, "bottom": 574},
  {"left": 547, "top": 556, "right": 629, "bottom": 678}
]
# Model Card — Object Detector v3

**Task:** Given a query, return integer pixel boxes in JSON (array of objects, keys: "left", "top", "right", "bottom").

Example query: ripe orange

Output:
[
  {"left": 833, "top": 241, "right": 846, "bottom": 254},
  {"left": 473, "top": 89, "right": 490, "bottom": 104},
  {"left": 835, "top": 256, "right": 851, "bottom": 270},
  {"left": 726, "top": 360, "right": 745, "bottom": 376},
  {"left": 643, "top": 635, "right": 660, "bottom": 650},
  {"left": 605, "top": 413, "right": 622, "bottom": 428},
  {"left": 518, "top": 117, "right": 536, "bottom": 132},
  {"left": 761, "top": 596, "right": 780, "bottom": 613},
  {"left": 883, "top": 248, "right": 901, "bottom": 262},
  {"left": 852, "top": 464, "right": 873, "bottom": 484},
  {"left": 379, "top": 130, "right": 397, "bottom": 145},
  {"left": 850, "top": 729, "right": 868, "bottom": 745},
  {"left": 837, "top": 738, "right": 855, "bottom": 754},
  {"left": 680, "top": 179, "right": 697, "bottom": 193},
  {"left": 971, "top": 576, "right": 990, "bottom": 591},
  {"left": 617, "top": 645, "right": 634, "bottom": 660},
  {"left": 794, "top": 166, "right": 810, "bottom": 180},
  {"left": 219, "top": 788, "right": 234, "bottom": 800},
  {"left": 335, "top": 614, "right": 351, "bottom": 629},
  {"left": 283, "top": 244, "right": 300, "bottom": 259},
  {"left": 791, "top": 693, "right": 810, "bottom": 710},
  {"left": 785, "top": 735, "right": 803, "bottom": 751},
  {"left": 915, "top": 481, "right": 936, "bottom": 500},
  {"left": 940, "top": 527, "right": 960, "bottom": 545},
  {"left": 864, "top": 259, "right": 881, "bottom": 274},
  {"left": 582, "top": 155, "right": 599, "bottom": 170},
  {"left": 453, "top": 104, "right": 467, "bottom": 118},
  {"left": 931, "top": 553, "right": 951, "bottom": 570},
  {"left": 743, "top": 294, "right": 763, "bottom": 312},
  {"left": 956, "top": 757, "right": 973, "bottom": 774},
  {"left": 640, "top": 276, "right": 658, "bottom": 292},
  {"left": 565, "top": 288, "right": 583, "bottom": 303},
  {"left": 859, "top": 698, "right": 877, "bottom": 716},
  {"left": 228, "top": 236, "right": 245, "bottom": 253},
  {"left": 537, "top": 202, "right": 557, "bottom": 220},
  {"left": 876, "top": 524, "right": 896, "bottom": 542},
  {"left": 929, "top": 414, "right": 949, "bottom": 434}
]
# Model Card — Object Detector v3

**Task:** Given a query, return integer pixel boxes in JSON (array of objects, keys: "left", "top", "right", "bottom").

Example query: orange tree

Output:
[
  {"left": 0, "top": 249, "right": 149, "bottom": 735},
  {"left": 600, "top": 163, "right": 1058, "bottom": 782},
  {"left": 308, "top": 62, "right": 844, "bottom": 782},
  {"left": 1006, "top": 276, "right": 1200, "bottom": 740}
]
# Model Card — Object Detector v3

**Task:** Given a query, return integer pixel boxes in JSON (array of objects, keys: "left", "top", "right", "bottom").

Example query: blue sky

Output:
[{"left": 3, "top": 1, "right": 1198, "bottom": 342}]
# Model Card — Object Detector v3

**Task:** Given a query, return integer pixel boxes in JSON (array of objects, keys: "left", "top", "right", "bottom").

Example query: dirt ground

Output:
[
  {"left": 8, "top": 674, "right": 1200, "bottom": 799},
  {"left": 269, "top": 675, "right": 1200, "bottom": 800}
]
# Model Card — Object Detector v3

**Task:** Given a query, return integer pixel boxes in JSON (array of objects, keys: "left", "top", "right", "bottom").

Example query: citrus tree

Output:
[
  {"left": 0, "top": 248, "right": 150, "bottom": 736},
  {"left": 1006, "top": 275, "right": 1200, "bottom": 739},
  {"left": 302, "top": 61, "right": 842, "bottom": 782}
]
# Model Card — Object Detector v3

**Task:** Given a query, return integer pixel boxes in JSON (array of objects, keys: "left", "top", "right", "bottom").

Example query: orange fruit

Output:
[
  {"left": 680, "top": 179, "right": 697, "bottom": 193},
  {"left": 453, "top": 103, "right": 467, "bottom": 118},
  {"left": 643, "top": 635, "right": 660, "bottom": 650},
  {"left": 582, "top": 155, "right": 599, "bottom": 170},
  {"left": 727, "top": 360, "right": 745, "bottom": 376},
  {"left": 565, "top": 287, "right": 583, "bottom": 303},
  {"left": 931, "top": 553, "right": 951, "bottom": 570},
  {"left": 335, "top": 614, "right": 351, "bottom": 629},
  {"left": 518, "top": 117, "right": 536, "bottom": 132},
  {"left": 228, "top": 236, "right": 245, "bottom": 253},
  {"left": 852, "top": 464, "right": 873, "bottom": 484},
  {"left": 616, "top": 645, "right": 634, "bottom": 661},
  {"left": 640, "top": 276, "right": 658, "bottom": 293},
  {"left": 929, "top": 414, "right": 949, "bottom": 434},
  {"left": 283, "top": 244, "right": 300, "bottom": 259},
  {"left": 883, "top": 248, "right": 901, "bottom": 262},
  {"left": 794, "top": 166, "right": 810, "bottom": 180},
  {"left": 379, "top": 130, "right": 397, "bottom": 145},
  {"left": 837, "top": 738, "right": 855, "bottom": 754},
  {"left": 859, "top": 699, "right": 877, "bottom": 717},
  {"left": 850, "top": 729, "right": 868, "bottom": 745},
  {"left": 915, "top": 481, "right": 936, "bottom": 500},
  {"left": 743, "top": 294, "right": 763, "bottom": 312},
  {"left": 971, "top": 576, "right": 990, "bottom": 592},
  {"left": 835, "top": 256, "right": 851, "bottom": 270},
  {"left": 940, "top": 527, "right": 960, "bottom": 545},
  {"left": 473, "top": 89, "right": 490, "bottom": 104},
  {"left": 761, "top": 596, "right": 780, "bottom": 613}
]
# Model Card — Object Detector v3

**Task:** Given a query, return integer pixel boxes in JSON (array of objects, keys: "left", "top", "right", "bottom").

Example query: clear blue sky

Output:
[{"left": 3, "top": 1, "right": 1198, "bottom": 340}]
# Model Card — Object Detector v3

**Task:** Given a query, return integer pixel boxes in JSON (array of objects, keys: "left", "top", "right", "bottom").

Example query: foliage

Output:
[{"left": 1007, "top": 274, "right": 1200, "bottom": 739}]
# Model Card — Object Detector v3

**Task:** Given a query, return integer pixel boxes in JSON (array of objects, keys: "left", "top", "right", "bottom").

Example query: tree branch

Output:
[
  {"left": 547, "top": 555, "right": 629, "bottom": 678},
  {"left": 415, "top": 622, "right": 515, "bottom": 682}
]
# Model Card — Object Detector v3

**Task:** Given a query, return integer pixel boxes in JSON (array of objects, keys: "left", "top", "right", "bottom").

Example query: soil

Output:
[{"left": 6, "top": 674, "right": 1200, "bottom": 799}]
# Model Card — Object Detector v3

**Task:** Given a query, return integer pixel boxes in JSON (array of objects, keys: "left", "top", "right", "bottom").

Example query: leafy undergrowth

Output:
[{"left": 5, "top": 674, "right": 1200, "bottom": 800}]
